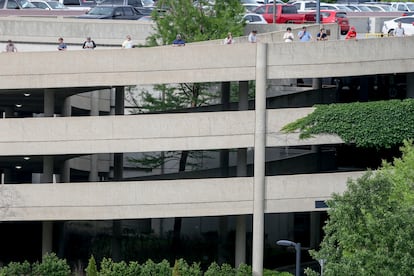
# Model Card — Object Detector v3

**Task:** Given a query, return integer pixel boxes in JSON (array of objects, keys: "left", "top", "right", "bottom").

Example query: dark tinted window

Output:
[
  {"left": 400, "top": 17, "right": 414, "bottom": 24},
  {"left": 336, "top": 12, "right": 347, "bottom": 18},
  {"left": 282, "top": 5, "right": 298, "bottom": 14},
  {"left": 6, "top": 0, "right": 19, "bottom": 8},
  {"left": 128, "top": 0, "right": 141, "bottom": 7},
  {"left": 63, "top": 0, "right": 80, "bottom": 5},
  {"left": 123, "top": 6, "right": 133, "bottom": 15},
  {"left": 0, "top": 0, "right": 4, "bottom": 8}
]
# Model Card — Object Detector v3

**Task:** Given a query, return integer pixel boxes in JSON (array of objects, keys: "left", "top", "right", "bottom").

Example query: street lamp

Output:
[{"left": 276, "top": 240, "right": 301, "bottom": 276}]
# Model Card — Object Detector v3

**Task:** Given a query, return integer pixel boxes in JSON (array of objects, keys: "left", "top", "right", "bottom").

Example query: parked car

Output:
[
  {"left": 391, "top": 2, "right": 414, "bottom": 12},
  {"left": 319, "top": 3, "right": 352, "bottom": 12},
  {"left": 77, "top": 4, "right": 145, "bottom": 19},
  {"left": 253, "top": 4, "right": 318, "bottom": 24},
  {"left": 243, "top": 13, "right": 267, "bottom": 24},
  {"left": 0, "top": 0, "right": 38, "bottom": 9},
  {"left": 30, "top": 0, "right": 68, "bottom": 9},
  {"left": 59, "top": 0, "right": 96, "bottom": 11},
  {"left": 320, "top": 10, "right": 349, "bottom": 35},
  {"left": 382, "top": 15, "right": 414, "bottom": 36},
  {"left": 361, "top": 4, "right": 394, "bottom": 12},
  {"left": 291, "top": 0, "right": 317, "bottom": 12},
  {"left": 345, "top": 4, "right": 373, "bottom": 12}
]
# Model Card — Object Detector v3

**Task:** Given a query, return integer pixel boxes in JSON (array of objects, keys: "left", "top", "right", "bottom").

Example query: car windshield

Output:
[
  {"left": 18, "top": 0, "right": 37, "bottom": 8},
  {"left": 407, "top": 3, "right": 414, "bottom": 10},
  {"left": 48, "top": 1, "right": 66, "bottom": 8},
  {"left": 88, "top": 6, "right": 113, "bottom": 15}
]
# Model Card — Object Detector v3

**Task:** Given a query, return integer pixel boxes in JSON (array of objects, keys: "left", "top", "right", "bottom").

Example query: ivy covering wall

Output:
[{"left": 282, "top": 99, "right": 414, "bottom": 149}]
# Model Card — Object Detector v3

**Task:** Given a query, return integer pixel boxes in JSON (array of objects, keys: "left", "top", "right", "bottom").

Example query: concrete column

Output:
[
  {"left": 310, "top": 212, "right": 321, "bottom": 249},
  {"left": 61, "top": 160, "right": 70, "bottom": 183},
  {"left": 221, "top": 82, "right": 230, "bottom": 110},
  {"left": 89, "top": 154, "right": 99, "bottom": 182},
  {"left": 252, "top": 43, "right": 267, "bottom": 276},
  {"left": 42, "top": 156, "right": 54, "bottom": 183},
  {"left": 407, "top": 73, "right": 414, "bottom": 98},
  {"left": 111, "top": 220, "right": 122, "bottom": 262},
  {"left": 44, "top": 89, "right": 55, "bottom": 117},
  {"left": 62, "top": 96, "right": 72, "bottom": 117},
  {"left": 312, "top": 78, "right": 322, "bottom": 90},
  {"left": 42, "top": 221, "right": 53, "bottom": 256},
  {"left": 112, "top": 82, "right": 123, "bottom": 263},
  {"left": 90, "top": 91, "right": 100, "bottom": 116},
  {"left": 42, "top": 156, "right": 54, "bottom": 256},
  {"left": 235, "top": 80, "right": 249, "bottom": 267},
  {"left": 115, "top": 86, "right": 125, "bottom": 115}
]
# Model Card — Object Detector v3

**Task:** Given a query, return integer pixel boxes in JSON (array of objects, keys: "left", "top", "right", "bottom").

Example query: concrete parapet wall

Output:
[
  {"left": 0, "top": 171, "right": 364, "bottom": 221},
  {"left": 0, "top": 17, "right": 155, "bottom": 46}
]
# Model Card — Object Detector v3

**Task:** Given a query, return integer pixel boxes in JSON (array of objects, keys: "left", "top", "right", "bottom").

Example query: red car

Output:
[{"left": 320, "top": 10, "right": 349, "bottom": 35}]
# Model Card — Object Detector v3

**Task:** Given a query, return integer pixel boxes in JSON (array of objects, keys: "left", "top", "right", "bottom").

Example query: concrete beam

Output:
[
  {"left": 0, "top": 109, "right": 342, "bottom": 156},
  {"left": 0, "top": 171, "right": 364, "bottom": 221}
]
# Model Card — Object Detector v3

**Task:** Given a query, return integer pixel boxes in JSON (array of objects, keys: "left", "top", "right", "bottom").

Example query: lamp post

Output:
[{"left": 276, "top": 240, "right": 301, "bottom": 276}]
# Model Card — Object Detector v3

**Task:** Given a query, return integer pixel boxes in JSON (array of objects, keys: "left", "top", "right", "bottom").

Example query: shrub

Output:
[
  {"left": 32, "top": 252, "right": 71, "bottom": 276},
  {"left": 236, "top": 263, "right": 252, "bottom": 276},
  {"left": 172, "top": 258, "right": 202, "bottom": 276},
  {"left": 140, "top": 259, "right": 171, "bottom": 276},
  {"left": 0, "top": 260, "right": 31, "bottom": 276},
  {"left": 85, "top": 255, "right": 98, "bottom": 276}
]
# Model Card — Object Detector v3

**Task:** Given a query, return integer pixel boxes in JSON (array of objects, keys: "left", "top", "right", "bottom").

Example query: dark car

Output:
[{"left": 77, "top": 4, "right": 145, "bottom": 19}]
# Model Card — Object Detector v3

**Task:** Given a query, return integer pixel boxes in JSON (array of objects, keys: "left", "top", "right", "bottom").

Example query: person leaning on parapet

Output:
[
  {"left": 172, "top": 34, "right": 186, "bottom": 46},
  {"left": 298, "top": 26, "right": 312, "bottom": 42},
  {"left": 248, "top": 30, "right": 257, "bottom": 43},
  {"left": 82, "top": 37, "right": 96, "bottom": 50},
  {"left": 345, "top": 26, "right": 357, "bottom": 40},
  {"left": 5, "top": 40, "right": 17, "bottom": 52},
  {"left": 283, "top": 27, "right": 294, "bottom": 42},
  {"left": 393, "top": 21, "right": 405, "bottom": 37},
  {"left": 57, "top": 37, "right": 67, "bottom": 51},
  {"left": 316, "top": 28, "right": 328, "bottom": 41},
  {"left": 223, "top": 32, "right": 234, "bottom": 45},
  {"left": 122, "top": 35, "right": 134, "bottom": 49}
]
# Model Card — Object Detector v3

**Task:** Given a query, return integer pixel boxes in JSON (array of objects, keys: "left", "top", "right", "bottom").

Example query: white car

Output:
[
  {"left": 30, "top": 0, "right": 68, "bottom": 9},
  {"left": 391, "top": 2, "right": 414, "bottom": 12},
  {"left": 382, "top": 16, "right": 414, "bottom": 36},
  {"left": 243, "top": 13, "right": 267, "bottom": 24}
]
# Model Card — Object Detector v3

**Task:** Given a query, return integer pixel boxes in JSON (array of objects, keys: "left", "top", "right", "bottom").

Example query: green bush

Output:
[
  {"left": 236, "top": 263, "right": 252, "bottom": 276},
  {"left": 172, "top": 258, "right": 202, "bottom": 276},
  {"left": 32, "top": 252, "right": 71, "bottom": 276},
  {"left": 140, "top": 259, "right": 171, "bottom": 276},
  {"left": 85, "top": 255, "right": 98, "bottom": 276},
  {"left": 0, "top": 260, "right": 31, "bottom": 276}
]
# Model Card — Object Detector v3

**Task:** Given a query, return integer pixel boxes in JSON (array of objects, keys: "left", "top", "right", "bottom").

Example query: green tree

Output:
[
  {"left": 147, "top": 0, "right": 245, "bottom": 46},
  {"left": 85, "top": 255, "right": 98, "bottom": 276},
  {"left": 307, "top": 141, "right": 414, "bottom": 276}
]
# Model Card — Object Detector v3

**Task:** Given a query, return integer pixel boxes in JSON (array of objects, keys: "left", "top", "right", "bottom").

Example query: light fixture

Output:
[
  {"left": 23, "top": 157, "right": 30, "bottom": 160},
  {"left": 23, "top": 93, "right": 31, "bottom": 97},
  {"left": 15, "top": 104, "right": 22, "bottom": 108},
  {"left": 15, "top": 165, "right": 22, "bottom": 169}
]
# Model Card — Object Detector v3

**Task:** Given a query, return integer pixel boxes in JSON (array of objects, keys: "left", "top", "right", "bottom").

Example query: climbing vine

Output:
[{"left": 281, "top": 99, "right": 414, "bottom": 149}]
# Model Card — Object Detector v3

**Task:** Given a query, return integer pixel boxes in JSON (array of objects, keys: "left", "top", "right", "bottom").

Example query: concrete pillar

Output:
[
  {"left": 44, "top": 89, "right": 55, "bottom": 117},
  {"left": 252, "top": 43, "right": 267, "bottom": 276},
  {"left": 42, "top": 156, "right": 54, "bottom": 256},
  {"left": 89, "top": 154, "right": 99, "bottom": 182},
  {"left": 111, "top": 220, "right": 122, "bottom": 262},
  {"left": 90, "top": 91, "right": 100, "bottom": 116},
  {"left": 112, "top": 87, "right": 124, "bottom": 263},
  {"left": 42, "top": 221, "right": 53, "bottom": 256},
  {"left": 235, "top": 80, "right": 249, "bottom": 267},
  {"left": 62, "top": 96, "right": 72, "bottom": 117},
  {"left": 407, "top": 73, "right": 414, "bottom": 98},
  {"left": 115, "top": 86, "right": 125, "bottom": 115},
  {"left": 221, "top": 82, "right": 230, "bottom": 110},
  {"left": 312, "top": 78, "right": 322, "bottom": 90},
  {"left": 310, "top": 212, "right": 321, "bottom": 249},
  {"left": 61, "top": 160, "right": 70, "bottom": 183}
]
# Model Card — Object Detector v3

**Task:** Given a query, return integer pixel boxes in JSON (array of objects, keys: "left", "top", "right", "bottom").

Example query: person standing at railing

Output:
[
  {"left": 345, "top": 26, "right": 357, "bottom": 40},
  {"left": 394, "top": 22, "right": 405, "bottom": 37},
  {"left": 5, "top": 40, "right": 17, "bottom": 52}
]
